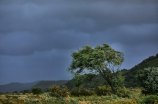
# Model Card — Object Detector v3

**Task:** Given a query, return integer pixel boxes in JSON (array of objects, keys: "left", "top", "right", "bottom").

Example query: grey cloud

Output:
[
  {"left": 0, "top": 31, "right": 90, "bottom": 55},
  {"left": 0, "top": 0, "right": 158, "bottom": 85},
  {"left": 0, "top": 0, "right": 158, "bottom": 33}
]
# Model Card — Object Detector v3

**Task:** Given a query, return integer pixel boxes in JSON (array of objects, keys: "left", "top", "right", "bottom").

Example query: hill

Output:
[
  {"left": 0, "top": 80, "right": 69, "bottom": 93},
  {"left": 33, "top": 80, "right": 69, "bottom": 89},
  {"left": 0, "top": 81, "right": 39, "bottom": 93},
  {"left": 123, "top": 53, "right": 158, "bottom": 87}
]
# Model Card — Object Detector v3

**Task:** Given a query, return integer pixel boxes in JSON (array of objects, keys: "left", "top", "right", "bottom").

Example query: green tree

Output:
[
  {"left": 137, "top": 67, "right": 158, "bottom": 94},
  {"left": 71, "top": 73, "right": 97, "bottom": 89},
  {"left": 31, "top": 87, "right": 42, "bottom": 96},
  {"left": 68, "top": 43, "right": 124, "bottom": 94}
]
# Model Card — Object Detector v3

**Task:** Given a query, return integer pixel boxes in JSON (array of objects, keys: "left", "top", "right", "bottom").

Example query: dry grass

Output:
[{"left": 0, "top": 88, "right": 157, "bottom": 104}]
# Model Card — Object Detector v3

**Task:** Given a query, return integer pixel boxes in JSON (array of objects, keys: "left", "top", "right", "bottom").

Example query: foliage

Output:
[
  {"left": 123, "top": 53, "right": 158, "bottom": 88},
  {"left": 60, "top": 85, "right": 69, "bottom": 97},
  {"left": 95, "top": 85, "right": 112, "bottom": 96},
  {"left": 137, "top": 95, "right": 158, "bottom": 104},
  {"left": 33, "top": 80, "right": 69, "bottom": 90},
  {"left": 112, "top": 72, "right": 125, "bottom": 91},
  {"left": 68, "top": 43, "right": 124, "bottom": 94},
  {"left": 0, "top": 88, "right": 158, "bottom": 104},
  {"left": 49, "top": 84, "right": 69, "bottom": 97},
  {"left": 31, "top": 87, "right": 42, "bottom": 95},
  {"left": 70, "top": 88, "right": 94, "bottom": 97},
  {"left": 116, "top": 87, "right": 127, "bottom": 97},
  {"left": 71, "top": 73, "right": 97, "bottom": 89},
  {"left": 20, "top": 90, "right": 30, "bottom": 94},
  {"left": 137, "top": 67, "right": 158, "bottom": 94}
]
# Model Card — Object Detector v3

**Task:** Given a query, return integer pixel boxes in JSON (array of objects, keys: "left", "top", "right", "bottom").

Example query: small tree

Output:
[
  {"left": 49, "top": 84, "right": 69, "bottom": 97},
  {"left": 68, "top": 43, "right": 124, "bottom": 94},
  {"left": 137, "top": 67, "right": 158, "bottom": 94},
  {"left": 31, "top": 87, "right": 42, "bottom": 96}
]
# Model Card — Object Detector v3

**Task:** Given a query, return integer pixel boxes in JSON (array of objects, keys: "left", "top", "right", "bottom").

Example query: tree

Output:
[
  {"left": 71, "top": 73, "right": 97, "bottom": 89},
  {"left": 68, "top": 43, "right": 124, "bottom": 94},
  {"left": 13, "top": 91, "right": 18, "bottom": 94},
  {"left": 31, "top": 87, "right": 42, "bottom": 96},
  {"left": 137, "top": 67, "right": 158, "bottom": 94}
]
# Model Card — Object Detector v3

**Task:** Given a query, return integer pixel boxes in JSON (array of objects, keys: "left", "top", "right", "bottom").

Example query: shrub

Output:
[
  {"left": 70, "top": 88, "right": 80, "bottom": 97},
  {"left": 138, "top": 95, "right": 158, "bottom": 104},
  {"left": 95, "top": 85, "right": 112, "bottom": 96},
  {"left": 49, "top": 84, "right": 69, "bottom": 97},
  {"left": 137, "top": 67, "right": 158, "bottom": 95},
  {"left": 31, "top": 87, "right": 42, "bottom": 96},
  {"left": 70, "top": 88, "right": 94, "bottom": 97},
  {"left": 79, "top": 88, "right": 94, "bottom": 96},
  {"left": 116, "top": 87, "right": 127, "bottom": 97},
  {"left": 60, "top": 85, "right": 69, "bottom": 97}
]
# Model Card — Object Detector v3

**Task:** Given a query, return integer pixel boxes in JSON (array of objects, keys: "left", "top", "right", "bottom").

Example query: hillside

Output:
[
  {"left": 0, "top": 81, "right": 39, "bottom": 93},
  {"left": 33, "top": 80, "right": 69, "bottom": 89},
  {"left": 65, "top": 53, "right": 158, "bottom": 89},
  {"left": 0, "top": 80, "right": 69, "bottom": 93},
  {"left": 123, "top": 53, "right": 158, "bottom": 87}
]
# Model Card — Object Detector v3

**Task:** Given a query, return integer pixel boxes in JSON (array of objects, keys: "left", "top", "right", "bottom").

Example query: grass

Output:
[{"left": 0, "top": 88, "right": 158, "bottom": 104}]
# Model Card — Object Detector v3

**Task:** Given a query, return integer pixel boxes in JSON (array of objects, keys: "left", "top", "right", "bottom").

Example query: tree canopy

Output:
[{"left": 68, "top": 43, "right": 124, "bottom": 94}]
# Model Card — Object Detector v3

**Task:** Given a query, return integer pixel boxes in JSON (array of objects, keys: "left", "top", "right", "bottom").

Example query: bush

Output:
[
  {"left": 49, "top": 84, "right": 69, "bottom": 97},
  {"left": 70, "top": 88, "right": 94, "bottom": 97},
  {"left": 70, "top": 88, "right": 80, "bottom": 97},
  {"left": 138, "top": 95, "right": 158, "bottom": 104},
  {"left": 116, "top": 87, "right": 127, "bottom": 97},
  {"left": 60, "top": 85, "right": 69, "bottom": 97},
  {"left": 137, "top": 67, "right": 158, "bottom": 95},
  {"left": 31, "top": 87, "right": 42, "bottom": 96},
  {"left": 95, "top": 85, "right": 112, "bottom": 96}
]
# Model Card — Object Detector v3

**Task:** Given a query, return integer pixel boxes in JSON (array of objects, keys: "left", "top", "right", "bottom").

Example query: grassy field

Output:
[{"left": 0, "top": 88, "right": 158, "bottom": 104}]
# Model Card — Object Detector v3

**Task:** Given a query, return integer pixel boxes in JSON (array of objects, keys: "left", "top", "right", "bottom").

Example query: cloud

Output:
[
  {"left": 0, "top": 0, "right": 158, "bottom": 84},
  {"left": 0, "top": 0, "right": 158, "bottom": 33}
]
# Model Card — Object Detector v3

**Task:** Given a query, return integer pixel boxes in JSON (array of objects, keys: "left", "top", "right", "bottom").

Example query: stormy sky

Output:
[{"left": 0, "top": 0, "right": 158, "bottom": 85}]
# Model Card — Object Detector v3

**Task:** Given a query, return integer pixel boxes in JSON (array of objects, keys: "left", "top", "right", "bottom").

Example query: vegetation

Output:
[
  {"left": 49, "top": 84, "right": 69, "bottom": 97},
  {"left": 137, "top": 67, "right": 158, "bottom": 95},
  {"left": 68, "top": 43, "right": 124, "bottom": 94},
  {"left": 0, "top": 44, "right": 158, "bottom": 103},
  {"left": 33, "top": 80, "right": 69, "bottom": 89},
  {"left": 64, "top": 53, "right": 158, "bottom": 89},
  {"left": 31, "top": 87, "right": 42, "bottom": 96},
  {"left": 0, "top": 89, "right": 158, "bottom": 104},
  {"left": 95, "top": 85, "right": 112, "bottom": 96},
  {"left": 123, "top": 53, "right": 158, "bottom": 88},
  {"left": 70, "top": 88, "right": 94, "bottom": 97}
]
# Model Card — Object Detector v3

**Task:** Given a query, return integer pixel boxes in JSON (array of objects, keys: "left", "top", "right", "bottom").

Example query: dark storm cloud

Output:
[
  {"left": 0, "top": 0, "right": 158, "bottom": 56},
  {"left": 0, "top": 0, "right": 158, "bottom": 85},
  {"left": 0, "top": 32, "right": 90, "bottom": 55},
  {"left": 1, "top": 0, "right": 158, "bottom": 33}
]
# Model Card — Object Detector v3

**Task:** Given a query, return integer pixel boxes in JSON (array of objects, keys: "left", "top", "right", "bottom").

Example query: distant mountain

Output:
[
  {"left": 33, "top": 80, "right": 69, "bottom": 89},
  {"left": 0, "top": 81, "right": 39, "bottom": 93},
  {"left": 0, "top": 80, "right": 69, "bottom": 93}
]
